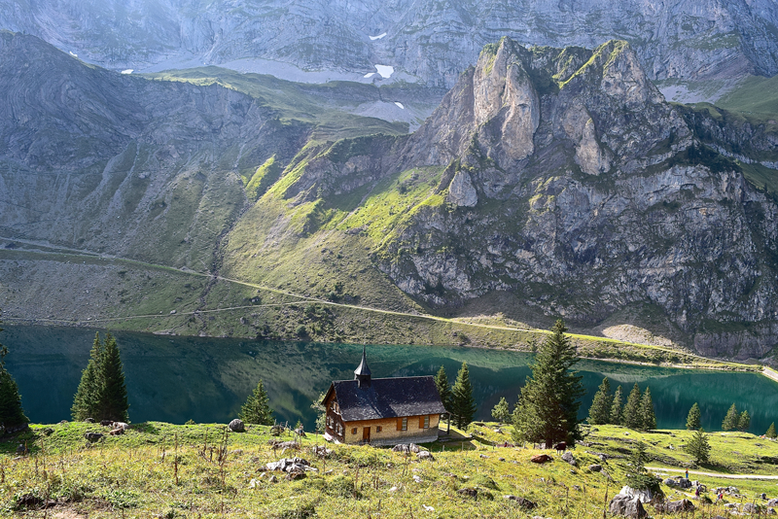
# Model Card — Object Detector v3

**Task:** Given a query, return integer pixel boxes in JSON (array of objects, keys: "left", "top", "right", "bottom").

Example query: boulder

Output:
[
  {"left": 769, "top": 499, "right": 778, "bottom": 507},
  {"left": 409, "top": 443, "right": 421, "bottom": 453},
  {"left": 84, "top": 432, "right": 103, "bottom": 443},
  {"left": 609, "top": 494, "right": 647, "bottom": 518},
  {"left": 15, "top": 444, "right": 27, "bottom": 455},
  {"left": 588, "top": 464, "right": 602, "bottom": 472},
  {"left": 504, "top": 495, "right": 537, "bottom": 510},
  {"left": 285, "top": 469, "right": 307, "bottom": 481},
  {"left": 561, "top": 452, "right": 577, "bottom": 466},
  {"left": 100, "top": 419, "right": 113, "bottom": 426},
  {"left": 265, "top": 457, "right": 311, "bottom": 474},
  {"left": 530, "top": 454, "right": 553, "bottom": 464},
  {"left": 392, "top": 444, "right": 410, "bottom": 453},
  {"left": 417, "top": 451, "right": 435, "bottom": 461},
  {"left": 742, "top": 503, "right": 763, "bottom": 514},
  {"left": 109, "top": 427, "right": 125, "bottom": 436},
  {"left": 228, "top": 419, "right": 245, "bottom": 432},
  {"left": 618, "top": 486, "right": 656, "bottom": 504},
  {"left": 661, "top": 499, "right": 696, "bottom": 513},
  {"left": 458, "top": 487, "right": 479, "bottom": 499},
  {"left": 40, "top": 428, "right": 54, "bottom": 436},
  {"left": 664, "top": 477, "right": 691, "bottom": 489},
  {"left": 84, "top": 418, "right": 95, "bottom": 423}
]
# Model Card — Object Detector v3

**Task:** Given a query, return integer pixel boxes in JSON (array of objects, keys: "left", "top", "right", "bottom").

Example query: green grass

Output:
[
  {"left": 716, "top": 74, "right": 778, "bottom": 119},
  {"left": 0, "top": 421, "right": 775, "bottom": 518},
  {"left": 141, "top": 67, "right": 411, "bottom": 140}
]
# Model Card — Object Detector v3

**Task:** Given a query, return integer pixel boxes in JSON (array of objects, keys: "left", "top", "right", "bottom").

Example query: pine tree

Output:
[
  {"left": 722, "top": 403, "right": 739, "bottom": 431},
  {"left": 622, "top": 383, "right": 642, "bottom": 429},
  {"left": 511, "top": 320, "right": 585, "bottom": 446},
  {"left": 450, "top": 362, "right": 477, "bottom": 429},
  {"left": 684, "top": 428, "right": 711, "bottom": 465},
  {"left": 97, "top": 334, "right": 128, "bottom": 422},
  {"left": 686, "top": 403, "right": 701, "bottom": 430},
  {"left": 0, "top": 321, "right": 28, "bottom": 429},
  {"left": 766, "top": 422, "right": 777, "bottom": 438},
  {"left": 310, "top": 392, "right": 327, "bottom": 433},
  {"left": 491, "top": 397, "right": 511, "bottom": 424},
  {"left": 610, "top": 385, "right": 624, "bottom": 425},
  {"left": 240, "top": 379, "right": 274, "bottom": 425},
  {"left": 71, "top": 332, "right": 129, "bottom": 422},
  {"left": 625, "top": 441, "right": 662, "bottom": 495},
  {"left": 434, "top": 365, "right": 451, "bottom": 413},
  {"left": 588, "top": 377, "right": 611, "bottom": 425},
  {"left": 737, "top": 410, "right": 750, "bottom": 432},
  {"left": 639, "top": 386, "right": 656, "bottom": 431},
  {"left": 71, "top": 333, "right": 105, "bottom": 421}
]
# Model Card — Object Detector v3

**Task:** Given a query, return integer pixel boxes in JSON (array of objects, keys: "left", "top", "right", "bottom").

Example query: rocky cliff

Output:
[
  {"left": 1, "top": 0, "right": 777, "bottom": 88},
  {"left": 224, "top": 37, "right": 778, "bottom": 361}
]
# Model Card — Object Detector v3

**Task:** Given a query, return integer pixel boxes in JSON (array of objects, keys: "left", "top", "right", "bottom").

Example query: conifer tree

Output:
[
  {"left": 240, "top": 379, "right": 274, "bottom": 425},
  {"left": 450, "top": 362, "right": 477, "bottom": 429},
  {"left": 97, "top": 334, "right": 129, "bottom": 422},
  {"left": 623, "top": 383, "right": 642, "bottom": 429},
  {"left": 766, "top": 422, "right": 777, "bottom": 439},
  {"left": 625, "top": 441, "right": 662, "bottom": 495},
  {"left": 737, "top": 410, "right": 750, "bottom": 432},
  {"left": 491, "top": 397, "right": 511, "bottom": 424},
  {"left": 512, "top": 320, "right": 584, "bottom": 446},
  {"left": 686, "top": 403, "right": 701, "bottom": 430},
  {"left": 722, "top": 403, "right": 739, "bottom": 431},
  {"left": 72, "top": 332, "right": 129, "bottom": 422},
  {"left": 434, "top": 365, "right": 452, "bottom": 413},
  {"left": 0, "top": 316, "right": 28, "bottom": 429},
  {"left": 610, "top": 385, "right": 624, "bottom": 425},
  {"left": 684, "top": 428, "right": 711, "bottom": 465},
  {"left": 639, "top": 386, "right": 656, "bottom": 430},
  {"left": 588, "top": 377, "right": 611, "bottom": 425},
  {"left": 71, "top": 333, "right": 105, "bottom": 421}
]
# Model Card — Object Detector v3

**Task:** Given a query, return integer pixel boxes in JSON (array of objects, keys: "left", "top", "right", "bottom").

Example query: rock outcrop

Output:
[{"left": 2, "top": 0, "right": 777, "bottom": 89}]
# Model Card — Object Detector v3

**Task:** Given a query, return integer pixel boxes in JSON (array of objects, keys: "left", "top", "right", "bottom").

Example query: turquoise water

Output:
[{"left": 3, "top": 325, "right": 777, "bottom": 433}]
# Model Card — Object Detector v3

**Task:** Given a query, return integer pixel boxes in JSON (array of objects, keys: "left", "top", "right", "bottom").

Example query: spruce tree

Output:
[
  {"left": 450, "top": 362, "right": 477, "bottom": 429},
  {"left": 610, "top": 385, "right": 624, "bottom": 425},
  {"left": 766, "top": 422, "right": 777, "bottom": 439},
  {"left": 737, "top": 410, "right": 750, "bottom": 432},
  {"left": 686, "top": 403, "right": 701, "bottom": 430},
  {"left": 434, "top": 365, "right": 452, "bottom": 413},
  {"left": 72, "top": 332, "right": 129, "bottom": 422},
  {"left": 240, "top": 379, "right": 274, "bottom": 425},
  {"left": 623, "top": 383, "right": 642, "bottom": 429},
  {"left": 491, "top": 397, "right": 511, "bottom": 424},
  {"left": 71, "top": 333, "right": 104, "bottom": 421},
  {"left": 722, "top": 403, "right": 739, "bottom": 431},
  {"left": 588, "top": 377, "right": 611, "bottom": 425},
  {"left": 512, "top": 320, "right": 584, "bottom": 446},
  {"left": 97, "top": 334, "right": 129, "bottom": 422},
  {"left": 625, "top": 441, "right": 662, "bottom": 495},
  {"left": 639, "top": 386, "right": 656, "bottom": 431},
  {"left": 684, "top": 428, "right": 711, "bottom": 465},
  {"left": 0, "top": 321, "right": 28, "bottom": 429}
]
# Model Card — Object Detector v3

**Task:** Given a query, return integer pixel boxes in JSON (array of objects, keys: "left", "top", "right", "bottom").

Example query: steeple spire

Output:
[{"left": 354, "top": 347, "right": 372, "bottom": 388}]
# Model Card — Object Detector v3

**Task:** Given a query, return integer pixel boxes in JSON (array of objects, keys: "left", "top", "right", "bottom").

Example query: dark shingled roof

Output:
[{"left": 328, "top": 376, "right": 447, "bottom": 422}]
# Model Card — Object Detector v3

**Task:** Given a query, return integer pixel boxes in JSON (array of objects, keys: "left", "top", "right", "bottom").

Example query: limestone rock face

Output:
[
  {"left": 447, "top": 171, "right": 478, "bottom": 208},
  {"left": 2, "top": 0, "right": 778, "bottom": 88},
  {"left": 374, "top": 38, "right": 778, "bottom": 360}
]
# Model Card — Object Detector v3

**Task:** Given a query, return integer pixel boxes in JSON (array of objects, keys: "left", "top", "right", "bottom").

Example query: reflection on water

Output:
[{"left": 3, "top": 325, "right": 777, "bottom": 432}]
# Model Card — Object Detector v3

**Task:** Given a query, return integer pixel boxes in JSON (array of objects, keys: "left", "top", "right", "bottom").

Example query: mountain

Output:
[
  {"left": 3, "top": 32, "right": 778, "bottom": 363},
  {"left": 1, "top": 0, "right": 777, "bottom": 91},
  {"left": 219, "top": 37, "right": 778, "bottom": 362}
]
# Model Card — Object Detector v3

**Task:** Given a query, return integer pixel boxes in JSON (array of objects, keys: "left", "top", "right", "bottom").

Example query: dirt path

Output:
[
  {"left": 763, "top": 367, "right": 778, "bottom": 384},
  {"left": 647, "top": 467, "right": 778, "bottom": 480}
]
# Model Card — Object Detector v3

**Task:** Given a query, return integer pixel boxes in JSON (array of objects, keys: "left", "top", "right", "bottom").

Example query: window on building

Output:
[
  {"left": 326, "top": 416, "right": 331, "bottom": 428},
  {"left": 423, "top": 415, "right": 430, "bottom": 429},
  {"left": 376, "top": 426, "right": 382, "bottom": 433},
  {"left": 351, "top": 427, "right": 357, "bottom": 435},
  {"left": 401, "top": 417, "right": 408, "bottom": 431}
]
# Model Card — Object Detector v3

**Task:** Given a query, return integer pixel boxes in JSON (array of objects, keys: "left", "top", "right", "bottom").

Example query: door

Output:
[{"left": 362, "top": 426, "right": 370, "bottom": 443}]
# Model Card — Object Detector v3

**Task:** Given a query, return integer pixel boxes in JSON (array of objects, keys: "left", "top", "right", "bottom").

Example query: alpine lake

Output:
[{"left": 4, "top": 325, "right": 778, "bottom": 433}]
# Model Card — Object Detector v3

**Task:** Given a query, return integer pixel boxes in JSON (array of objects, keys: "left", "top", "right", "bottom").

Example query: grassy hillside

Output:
[
  {"left": 142, "top": 67, "right": 439, "bottom": 140},
  {"left": 1, "top": 421, "right": 776, "bottom": 518},
  {"left": 716, "top": 74, "right": 778, "bottom": 119}
]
